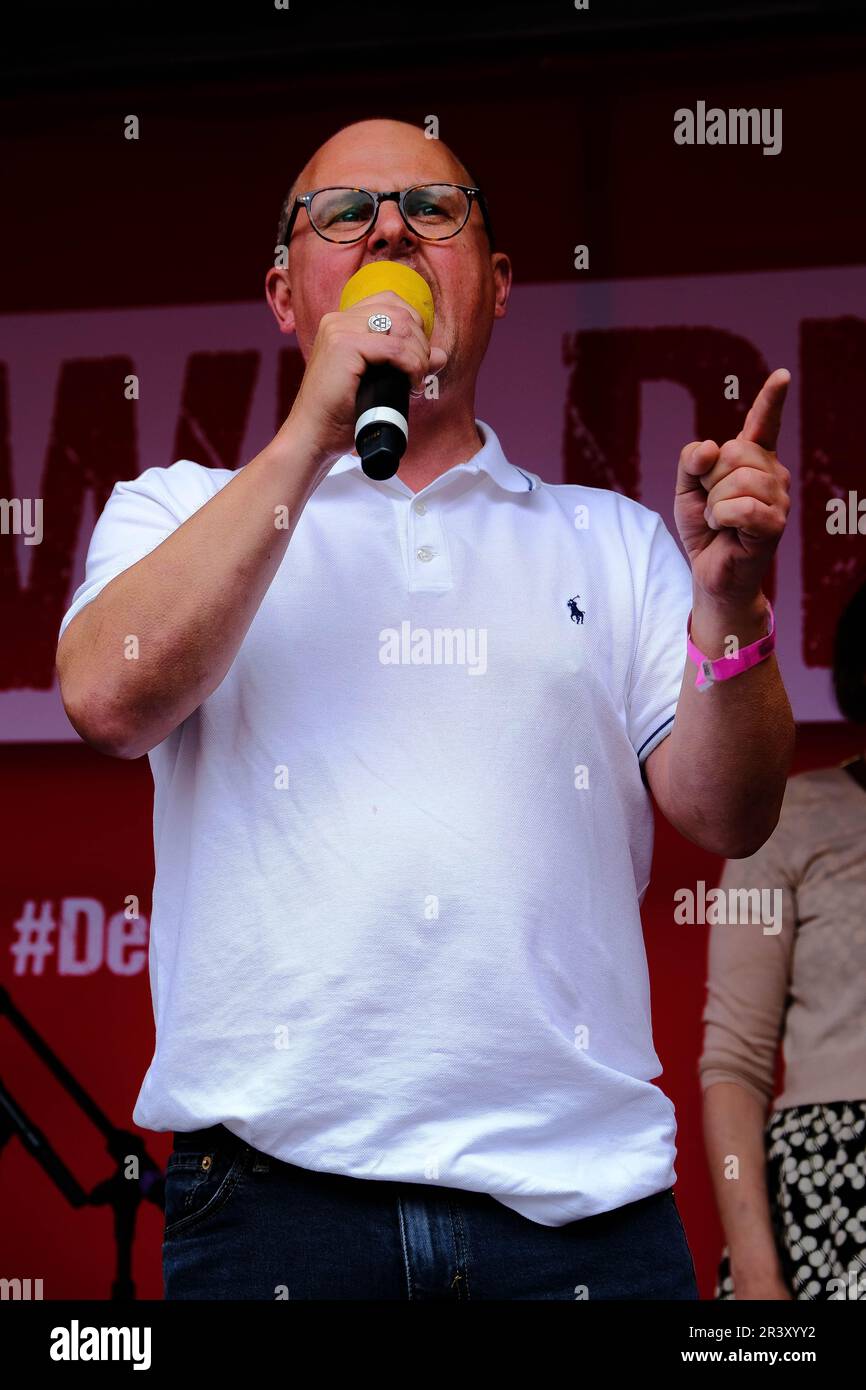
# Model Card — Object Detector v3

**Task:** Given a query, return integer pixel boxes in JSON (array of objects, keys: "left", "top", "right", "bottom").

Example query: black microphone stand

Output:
[{"left": 0, "top": 985, "right": 165, "bottom": 1300}]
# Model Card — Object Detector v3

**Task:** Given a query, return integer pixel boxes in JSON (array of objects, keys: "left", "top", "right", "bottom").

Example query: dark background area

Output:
[{"left": 2, "top": 0, "right": 865, "bottom": 313}]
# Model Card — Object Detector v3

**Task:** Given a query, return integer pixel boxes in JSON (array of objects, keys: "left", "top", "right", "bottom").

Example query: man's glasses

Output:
[{"left": 282, "top": 183, "right": 494, "bottom": 247}]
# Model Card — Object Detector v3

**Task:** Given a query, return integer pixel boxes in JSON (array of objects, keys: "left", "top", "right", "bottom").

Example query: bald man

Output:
[{"left": 56, "top": 118, "right": 794, "bottom": 1301}]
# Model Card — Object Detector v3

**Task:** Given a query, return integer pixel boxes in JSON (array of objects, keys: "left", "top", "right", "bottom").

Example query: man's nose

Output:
[{"left": 366, "top": 201, "right": 418, "bottom": 254}]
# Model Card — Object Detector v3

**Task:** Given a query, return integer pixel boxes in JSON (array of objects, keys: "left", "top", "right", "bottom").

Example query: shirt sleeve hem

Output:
[
  {"left": 58, "top": 580, "right": 113, "bottom": 642},
  {"left": 699, "top": 1069, "right": 773, "bottom": 1107},
  {"left": 637, "top": 712, "right": 676, "bottom": 764}
]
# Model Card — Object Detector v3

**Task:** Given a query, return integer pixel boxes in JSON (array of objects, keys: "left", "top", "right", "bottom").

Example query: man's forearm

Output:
[{"left": 651, "top": 589, "right": 795, "bottom": 857}]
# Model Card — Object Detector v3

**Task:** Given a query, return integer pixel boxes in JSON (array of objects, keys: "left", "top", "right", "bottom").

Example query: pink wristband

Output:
[{"left": 686, "top": 601, "right": 775, "bottom": 691}]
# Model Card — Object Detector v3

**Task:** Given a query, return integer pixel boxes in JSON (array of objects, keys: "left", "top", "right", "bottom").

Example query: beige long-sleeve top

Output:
[{"left": 699, "top": 763, "right": 866, "bottom": 1112}]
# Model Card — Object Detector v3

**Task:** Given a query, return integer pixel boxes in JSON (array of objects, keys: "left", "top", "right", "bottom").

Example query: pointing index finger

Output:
[{"left": 740, "top": 368, "right": 791, "bottom": 452}]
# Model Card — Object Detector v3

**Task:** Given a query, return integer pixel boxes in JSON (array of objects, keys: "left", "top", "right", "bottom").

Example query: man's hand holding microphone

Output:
[{"left": 282, "top": 261, "right": 446, "bottom": 481}]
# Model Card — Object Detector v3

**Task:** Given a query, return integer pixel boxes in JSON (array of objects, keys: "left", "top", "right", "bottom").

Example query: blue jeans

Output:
[{"left": 162, "top": 1123, "right": 699, "bottom": 1300}]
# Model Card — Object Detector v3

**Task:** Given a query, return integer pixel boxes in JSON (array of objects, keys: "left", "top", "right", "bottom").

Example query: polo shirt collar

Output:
[{"left": 325, "top": 419, "right": 538, "bottom": 495}]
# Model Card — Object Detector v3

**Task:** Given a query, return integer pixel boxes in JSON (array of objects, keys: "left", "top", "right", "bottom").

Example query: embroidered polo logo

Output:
[{"left": 567, "top": 594, "right": 585, "bottom": 625}]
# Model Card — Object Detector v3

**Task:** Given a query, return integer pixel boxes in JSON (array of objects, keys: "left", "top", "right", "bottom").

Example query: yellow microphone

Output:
[{"left": 339, "top": 261, "right": 434, "bottom": 480}]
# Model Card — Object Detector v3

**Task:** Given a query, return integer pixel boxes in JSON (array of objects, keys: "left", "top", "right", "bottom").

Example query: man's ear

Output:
[
  {"left": 491, "top": 252, "right": 512, "bottom": 320},
  {"left": 264, "top": 265, "right": 297, "bottom": 336}
]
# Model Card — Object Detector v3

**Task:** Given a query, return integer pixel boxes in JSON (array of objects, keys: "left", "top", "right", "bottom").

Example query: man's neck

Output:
[{"left": 373, "top": 406, "right": 484, "bottom": 495}]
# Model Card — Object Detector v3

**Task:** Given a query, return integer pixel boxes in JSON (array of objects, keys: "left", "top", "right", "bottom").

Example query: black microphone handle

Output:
[{"left": 355, "top": 362, "right": 410, "bottom": 480}]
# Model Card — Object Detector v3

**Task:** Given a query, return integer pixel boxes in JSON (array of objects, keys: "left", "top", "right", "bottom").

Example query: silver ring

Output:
[{"left": 367, "top": 312, "right": 392, "bottom": 334}]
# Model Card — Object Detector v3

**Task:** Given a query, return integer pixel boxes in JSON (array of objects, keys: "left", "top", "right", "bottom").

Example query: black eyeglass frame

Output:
[{"left": 281, "top": 183, "right": 495, "bottom": 248}]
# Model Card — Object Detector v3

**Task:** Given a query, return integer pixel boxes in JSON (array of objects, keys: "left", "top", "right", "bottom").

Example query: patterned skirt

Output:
[{"left": 715, "top": 1100, "right": 866, "bottom": 1300}]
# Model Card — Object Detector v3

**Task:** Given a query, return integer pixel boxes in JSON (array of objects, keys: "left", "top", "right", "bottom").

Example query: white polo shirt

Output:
[{"left": 59, "top": 419, "right": 694, "bottom": 1226}]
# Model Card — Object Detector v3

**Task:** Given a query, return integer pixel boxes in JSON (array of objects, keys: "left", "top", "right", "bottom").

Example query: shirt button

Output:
[
  {"left": 413, "top": 500, "right": 427, "bottom": 515},
  {"left": 416, "top": 547, "right": 435, "bottom": 562}
]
